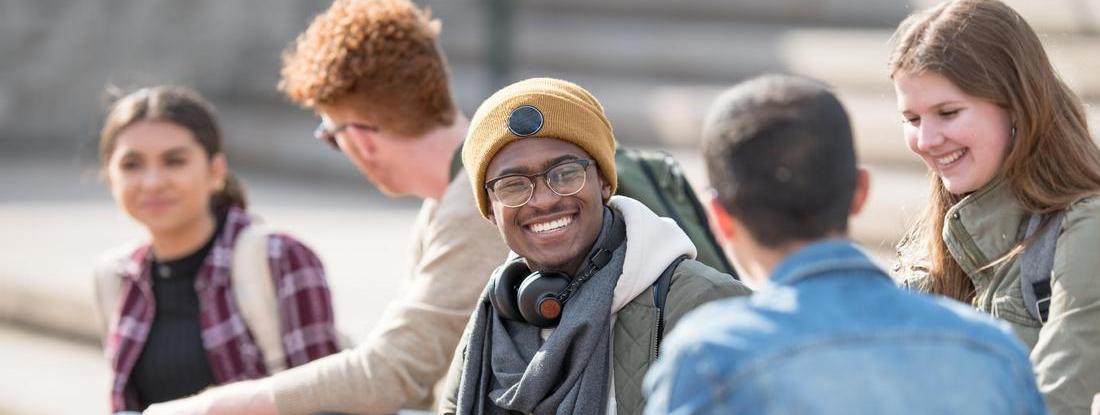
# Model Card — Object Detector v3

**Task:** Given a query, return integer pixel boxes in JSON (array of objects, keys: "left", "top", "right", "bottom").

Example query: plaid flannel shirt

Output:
[{"left": 105, "top": 207, "right": 339, "bottom": 411}]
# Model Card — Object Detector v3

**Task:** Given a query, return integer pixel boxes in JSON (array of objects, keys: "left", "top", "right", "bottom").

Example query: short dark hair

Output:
[{"left": 703, "top": 74, "right": 856, "bottom": 247}]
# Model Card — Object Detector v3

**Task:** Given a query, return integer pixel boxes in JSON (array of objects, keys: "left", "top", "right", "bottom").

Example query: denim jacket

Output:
[{"left": 644, "top": 240, "right": 1046, "bottom": 415}]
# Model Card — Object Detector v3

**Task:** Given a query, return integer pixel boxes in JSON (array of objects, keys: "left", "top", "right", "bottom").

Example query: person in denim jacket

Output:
[{"left": 644, "top": 74, "right": 1046, "bottom": 415}]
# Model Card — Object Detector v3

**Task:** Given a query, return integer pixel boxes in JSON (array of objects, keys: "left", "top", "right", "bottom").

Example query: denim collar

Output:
[{"left": 769, "top": 239, "right": 884, "bottom": 286}]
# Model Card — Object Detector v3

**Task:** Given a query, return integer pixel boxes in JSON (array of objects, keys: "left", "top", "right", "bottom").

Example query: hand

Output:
[{"left": 144, "top": 379, "right": 276, "bottom": 415}]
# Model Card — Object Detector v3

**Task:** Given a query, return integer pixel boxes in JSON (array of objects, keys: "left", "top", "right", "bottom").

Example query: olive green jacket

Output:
[{"left": 900, "top": 180, "right": 1100, "bottom": 415}]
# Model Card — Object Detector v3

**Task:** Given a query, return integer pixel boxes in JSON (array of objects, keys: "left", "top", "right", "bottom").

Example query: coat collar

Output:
[{"left": 942, "top": 178, "right": 1028, "bottom": 283}]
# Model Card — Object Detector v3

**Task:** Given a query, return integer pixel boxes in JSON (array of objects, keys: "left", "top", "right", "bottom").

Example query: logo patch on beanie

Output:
[{"left": 507, "top": 105, "right": 544, "bottom": 137}]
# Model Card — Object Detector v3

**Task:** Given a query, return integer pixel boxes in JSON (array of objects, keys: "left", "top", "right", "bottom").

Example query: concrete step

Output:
[
  {"left": 517, "top": 0, "right": 912, "bottom": 28},
  {"left": 0, "top": 323, "right": 110, "bottom": 415},
  {"left": 431, "top": 3, "right": 1100, "bottom": 98},
  {"left": 925, "top": 0, "right": 1100, "bottom": 35},
  {"left": 430, "top": 0, "right": 1100, "bottom": 33}
]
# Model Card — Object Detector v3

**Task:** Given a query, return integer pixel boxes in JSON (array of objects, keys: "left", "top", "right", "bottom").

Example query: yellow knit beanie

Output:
[{"left": 463, "top": 78, "right": 617, "bottom": 219}]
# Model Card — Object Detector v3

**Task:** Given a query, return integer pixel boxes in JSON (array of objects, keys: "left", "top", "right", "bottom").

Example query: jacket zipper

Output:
[{"left": 651, "top": 307, "right": 662, "bottom": 363}]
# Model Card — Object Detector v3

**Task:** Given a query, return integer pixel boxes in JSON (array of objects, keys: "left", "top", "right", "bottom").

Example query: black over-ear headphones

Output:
[
  {"left": 489, "top": 260, "right": 569, "bottom": 328},
  {"left": 488, "top": 208, "right": 624, "bottom": 328}
]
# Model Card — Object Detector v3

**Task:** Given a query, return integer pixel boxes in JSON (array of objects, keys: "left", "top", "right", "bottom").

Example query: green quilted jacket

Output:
[{"left": 610, "top": 259, "right": 750, "bottom": 414}]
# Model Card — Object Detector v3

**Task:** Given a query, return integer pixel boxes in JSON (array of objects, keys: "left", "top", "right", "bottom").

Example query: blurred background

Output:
[{"left": 1, "top": 0, "right": 1097, "bottom": 413}]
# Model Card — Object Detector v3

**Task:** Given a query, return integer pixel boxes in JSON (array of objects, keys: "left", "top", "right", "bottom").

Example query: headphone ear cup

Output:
[
  {"left": 489, "top": 260, "right": 530, "bottom": 322},
  {"left": 517, "top": 271, "right": 571, "bottom": 328}
]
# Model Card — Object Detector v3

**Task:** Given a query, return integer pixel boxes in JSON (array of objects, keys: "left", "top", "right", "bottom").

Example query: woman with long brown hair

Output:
[
  {"left": 890, "top": 0, "right": 1100, "bottom": 412},
  {"left": 94, "top": 86, "right": 340, "bottom": 412}
]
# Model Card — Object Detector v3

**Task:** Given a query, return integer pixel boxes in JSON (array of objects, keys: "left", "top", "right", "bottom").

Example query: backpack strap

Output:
[
  {"left": 230, "top": 222, "right": 288, "bottom": 373},
  {"left": 652, "top": 255, "right": 688, "bottom": 359},
  {"left": 449, "top": 141, "right": 465, "bottom": 182},
  {"left": 1019, "top": 212, "right": 1064, "bottom": 325},
  {"left": 92, "top": 243, "right": 141, "bottom": 338}
]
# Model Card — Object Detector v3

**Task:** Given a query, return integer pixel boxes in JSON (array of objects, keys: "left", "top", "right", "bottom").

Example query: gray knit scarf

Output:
[{"left": 456, "top": 208, "right": 627, "bottom": 415}]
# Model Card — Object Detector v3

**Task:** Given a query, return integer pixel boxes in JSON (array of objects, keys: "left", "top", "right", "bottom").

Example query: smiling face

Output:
[
  {"left": 485, "top": 138, "right": 611, "bottom": 274},
  {"left": 894, "top": 71, "right": 1013, "bottom": 194},
  {"left": 106, "top": 120, "right": 225, "bottom": 235}
]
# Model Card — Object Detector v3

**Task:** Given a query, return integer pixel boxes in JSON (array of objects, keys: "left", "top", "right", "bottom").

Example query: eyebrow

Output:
[
  {"left": 163, "top": 147, "right": 192, "bottom": 157},
  {"left": 496, "top": 154, "right": 581, "bottom": 177},
  {"left": 120, "top": 145, "right": 194, "bottom": 159},
  {"left": 900, "top": 100, "right": 965, "bottom": 114}
]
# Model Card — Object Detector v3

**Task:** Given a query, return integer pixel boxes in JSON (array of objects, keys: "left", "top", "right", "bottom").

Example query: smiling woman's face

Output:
[
  {"left": 485, "top": 138, "right": 610, "bottom": 273},
  {"left": 106, "top": 120, "right": 224, "bottom": 235},
  {"left": 894, "top": 71, "right": 1013, "bottom": 194}
]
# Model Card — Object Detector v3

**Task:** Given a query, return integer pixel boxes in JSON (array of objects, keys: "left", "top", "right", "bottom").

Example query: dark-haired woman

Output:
[{"left": 94, "top": 86, "right": 340, "bottom": 412}]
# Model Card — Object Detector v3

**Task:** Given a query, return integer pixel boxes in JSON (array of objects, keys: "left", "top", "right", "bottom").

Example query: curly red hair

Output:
[{"left": 279, "top": 0, "right": 455, "bottom": 137}]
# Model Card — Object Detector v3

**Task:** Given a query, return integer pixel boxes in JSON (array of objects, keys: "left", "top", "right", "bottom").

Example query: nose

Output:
[
  {"left": 915, "top": 121, "right": 944, "bottom": 152},
  {"left": 525, "top": 177, "right": 560, "bottom": 209},
  {"left": 140, "top": 165, "right": 167, "bottom": 189}
]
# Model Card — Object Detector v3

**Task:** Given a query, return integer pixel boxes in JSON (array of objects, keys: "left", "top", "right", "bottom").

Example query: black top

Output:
[{"left": 131, "top": 221, "right": 222, "bottom": 409}]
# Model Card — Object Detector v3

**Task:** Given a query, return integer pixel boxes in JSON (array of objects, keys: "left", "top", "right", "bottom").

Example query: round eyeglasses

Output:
[{"left": 485, "top": 159, "right": 593, "bottom": 208}]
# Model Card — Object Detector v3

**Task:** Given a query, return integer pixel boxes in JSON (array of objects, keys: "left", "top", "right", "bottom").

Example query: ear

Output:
[
  {"left": 486, "top": 205, "right": 498, "bottom": 225},
  {"left": 600, "top": 174, "right": 612, "bottom": 201},
  {"left": 707, "top": 195, "right": 737, "bottom": 244},
  {"left": 849, "top": 167, "right": 871, "bottom": 216},
  {"left": 342, "top": 130, "right": 375, "bottom": 161},
  {"left": 209, "top": 153, "right": 228, "bottom": 192}
]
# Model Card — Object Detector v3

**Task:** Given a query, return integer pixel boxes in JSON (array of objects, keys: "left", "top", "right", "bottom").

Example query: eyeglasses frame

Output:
[
  {"left": 484, "top": 159, "right": 595, "bottom": 208},
  {"left": 313, "top": 121, "right": 379, "bottom": 150}
]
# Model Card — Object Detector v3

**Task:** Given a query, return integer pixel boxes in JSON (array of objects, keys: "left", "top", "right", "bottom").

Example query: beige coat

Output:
[
  {"left": 268, "top": 170, "right": 509, "bottom": 414},
  {"left": 900, "top": 180, "right": 1100, "bottom": 415}
]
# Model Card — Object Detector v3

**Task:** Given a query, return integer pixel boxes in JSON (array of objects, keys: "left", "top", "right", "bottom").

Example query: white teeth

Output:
[
  {"left": 937, "top": 149, "right": 966, "bottom": 166},
  {"left": 530, "top": 216, "right": 572, "bottom": 233}
]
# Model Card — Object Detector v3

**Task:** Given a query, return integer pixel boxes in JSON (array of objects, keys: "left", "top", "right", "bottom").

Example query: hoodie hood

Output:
[{"left": 608, "top": 195, "right": 696, "bottom": 313}]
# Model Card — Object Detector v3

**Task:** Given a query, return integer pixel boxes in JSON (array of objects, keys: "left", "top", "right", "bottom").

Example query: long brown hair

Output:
[
  {"left": 100, "top": 86, "right": 247, "bottom": 213},
  {"left": 888, "top": 0, "right": 1100, "bottom": 302}
]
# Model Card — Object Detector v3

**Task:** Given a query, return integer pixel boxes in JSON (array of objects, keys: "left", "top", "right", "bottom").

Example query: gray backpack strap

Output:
[
  {"left": 1019, "top": 212, "right": 1064, "bottom": 324},
  {"left": 652, "top": 255, "right": 688, "bottom": 359}
]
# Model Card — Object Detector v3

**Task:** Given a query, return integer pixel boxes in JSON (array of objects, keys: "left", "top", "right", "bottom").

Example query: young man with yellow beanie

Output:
[{"left": 439, "top": 78, "right": 751, "bottom": 415}]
